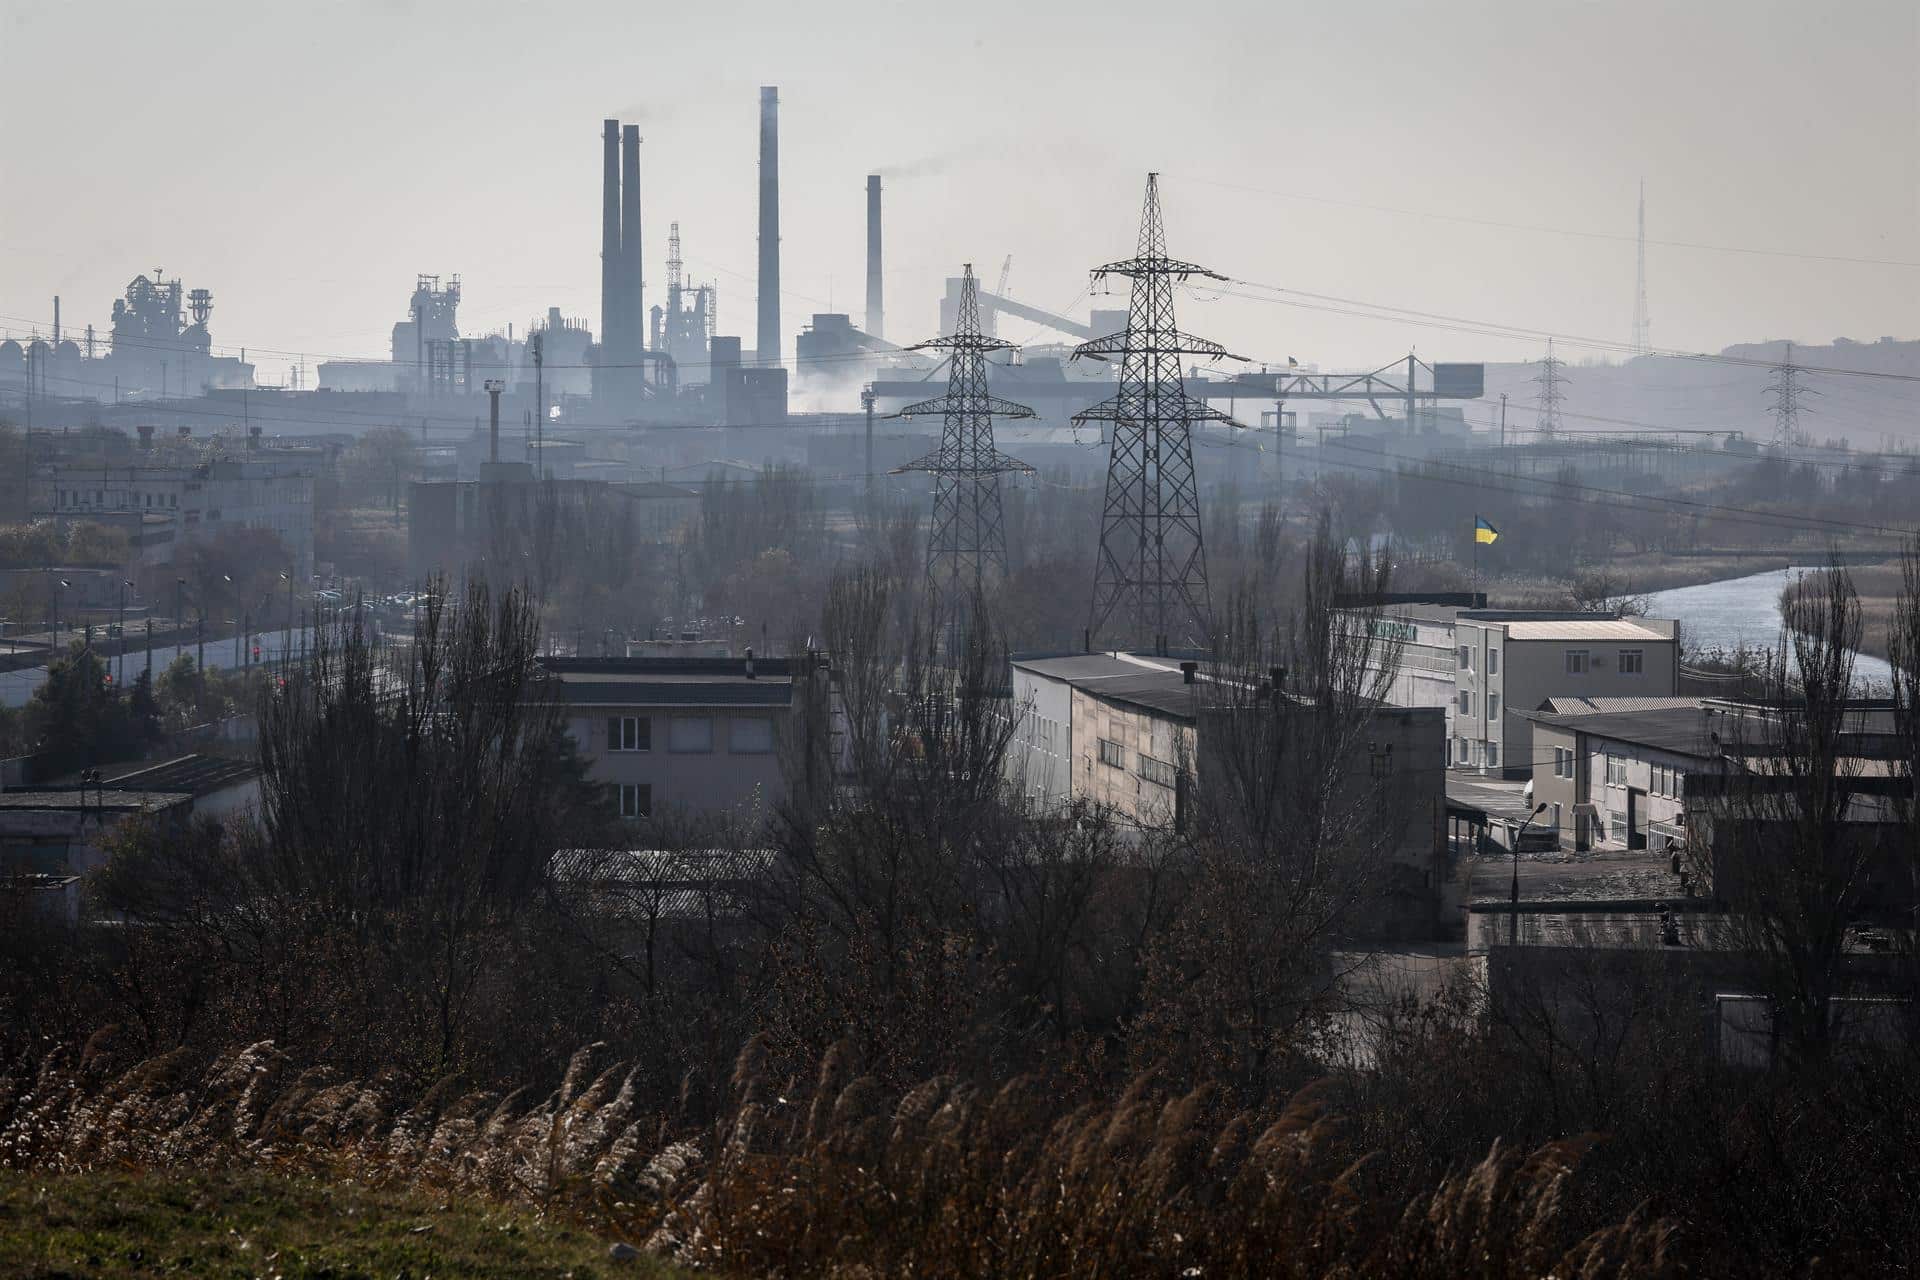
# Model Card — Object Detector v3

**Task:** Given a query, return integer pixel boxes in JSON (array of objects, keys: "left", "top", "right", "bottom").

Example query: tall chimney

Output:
[
  {"left": 601, "top": 119, "right": 621, "bottom": 372},
  {"left": 757, "top": 87, "right": 780, "bottom": 368},
  {"left": 865, "top": 175, "right": 883, "bottom": 341},
  {"left": 52, "top": 296, "right": 60, "bottom": 347},
  {"left": 621, "top": 124, "right": 643, "bottom": 365}
]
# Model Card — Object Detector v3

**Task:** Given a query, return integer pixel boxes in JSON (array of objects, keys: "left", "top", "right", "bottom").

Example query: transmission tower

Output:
[
  {"left": 1533, "top": 338, "right": 1567, "bottom": 440},
  {"left": 1766, "top": 341, "right": 1815, "bottom": 449},
  {"left": 893, "top": 264, "right": 1035, "bottom": 649},
  {"left": 1075, "top": 174, "right": 1243, "bottom": 656},
  {"left": 1632, "top": 179, "right": 1651, "bottom": 355}
]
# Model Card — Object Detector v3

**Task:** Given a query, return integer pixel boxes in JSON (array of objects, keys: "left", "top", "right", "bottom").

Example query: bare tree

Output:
[
  {"left": 1692, "top": 559, "right": 1898, "bottom": 1065},
  {"left": 1133, "top": 513, "right": 1413, "bottom": 1093}
]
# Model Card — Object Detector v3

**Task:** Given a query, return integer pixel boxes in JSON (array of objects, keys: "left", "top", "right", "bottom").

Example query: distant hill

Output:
[{"left": 1478, "top": 335, "right": 1920, "bottom": 449}]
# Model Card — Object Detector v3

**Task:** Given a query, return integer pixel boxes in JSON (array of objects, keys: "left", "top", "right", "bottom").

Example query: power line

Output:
[{"left": 1174, "top": 173, "right": 1920, "bottom": 271}]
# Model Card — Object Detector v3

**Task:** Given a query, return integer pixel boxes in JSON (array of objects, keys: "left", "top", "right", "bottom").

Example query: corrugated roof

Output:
[
  {"left": 1496, "top": 620, "right": 1674, "bottom": 641},
  {"left": 1543, "top": 696, "right": 1707, "bottom": 715}
]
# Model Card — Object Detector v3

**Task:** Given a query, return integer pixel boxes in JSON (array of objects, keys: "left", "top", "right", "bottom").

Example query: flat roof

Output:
[
  {"left": 1521, "top": 706, "right": 1723, "bottom": 757},
  {"left": 1489, "top": 619, "right": 1674, "bottom": 642},
  {"left": 0, "top": 790, "right": 191, "bottom": 813},
  {"left": 1014, "top": 654, "right": 1201, "bottom": 720},
  {"left": 91, "top": 754, "right": 260, "bottom": 797}
]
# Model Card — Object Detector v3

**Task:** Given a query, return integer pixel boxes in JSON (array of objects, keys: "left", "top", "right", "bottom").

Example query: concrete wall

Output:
[
  {"left": 1007, "top": 665, "right": 1074, "bottom": 807},
  {"left": 571, "top": 708, "right": 787, "bottom": 825},
  {"left": 1070, "top": 688, "right": 1193, "bottom": 828}
]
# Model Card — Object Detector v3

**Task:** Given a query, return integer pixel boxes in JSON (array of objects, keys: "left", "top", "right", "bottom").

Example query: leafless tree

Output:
[
  {"left": 1133, "top": 513, "right": 1414, "bottom": 1094},
  {"left": 1692, "top": 558, "right": 1900, "bottom": 1064}
]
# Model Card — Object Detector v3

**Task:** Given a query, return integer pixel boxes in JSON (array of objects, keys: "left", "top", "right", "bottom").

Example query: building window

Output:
[
  {"left": 1458, "top": 690, "right": 1472, "bottom": 715},
  {"left": 728, "top": 717, "right": 774, "bottom": 754},
  {"left": 1609, "top": 812, "right": 1628, "bottom": 844},
  {"left": 1565, "top": 649, "right": 1591, "bottom": 675},
  {"left": 1673, "top": 771, "right": 1685, "bottom": 800},
  {"left": 1486, "top": 741, "right": 1500, "bottom": 768},
  {"left": 1618, "top": 648, "right": 1644, "bottom": 675},
  {"left": 1139, "top": 753, "right": 1178, "bottom": 789},
  {"left": 1456, "top": 735, "right": 1470, "bottom": 762},
  {"left": 1487, "top": 648, "right": 1500, "bottom": 675},
  {"left": 1098, "top": 737, "right": 1126, "bottom": 769},
  {"left": 606, "top": 715, "right": 652, "bottom": 752},
  {"left": 1606, "top": 754, "right": 1626, "bottom": 787},
  {"left": 1457, "top": 645, "right": 1473, "bottom": 671},
  {"left": 1550, "top": 801, "right": 1562, "bottom": 830},
  {"left": 1488, "top": 693, "right": 1500, "bottom": 720},
  {"left": 669, "top": 716, "right": 714, "bottom": 753},
  {"left": 617, "top": 783, "right": 652, "bottom": 819}
]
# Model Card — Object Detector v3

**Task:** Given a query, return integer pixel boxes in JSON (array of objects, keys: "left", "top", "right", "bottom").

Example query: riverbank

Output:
[
  {"left": 1780, "top": 561, "right": 1905, "bottom": 661},
  {"left": 1481, "top": 552, "right": 1796, "bottom": 610}
]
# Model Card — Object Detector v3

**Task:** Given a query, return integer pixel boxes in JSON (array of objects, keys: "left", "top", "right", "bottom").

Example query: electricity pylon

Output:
[
  {"left": 1075, "top": 173, "right": 1243, "bottom": 656},
  {"left": 1533, "top": 338, "right": 1567, "bottom": 439},
  {"left": 1766, "top": 340, "right": 1814, "bottom": 450},
  {"left": 893, "top": 264, "right": 1034, "bottom": 651}
]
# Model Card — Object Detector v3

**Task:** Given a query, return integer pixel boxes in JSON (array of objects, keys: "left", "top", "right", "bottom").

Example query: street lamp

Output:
[
  {"left": 117, "top": 579, "right": 133, "bottom": 688},
  {"left": 1509, "top": 801, "right": 1550, "bottom": 945},
  {"left": 54, "top": 578, "right": 70, "bottom": 651}
]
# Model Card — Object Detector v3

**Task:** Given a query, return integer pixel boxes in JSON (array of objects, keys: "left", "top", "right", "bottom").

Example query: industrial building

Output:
[
  {"left": 47, "top": 439, "right": 319, "bottom": 581},
  {"left": 1006, "top": 651, "right": 1449, "bottom": 938},
  {"left": 0, "top": 275, "right": 254, "bottom": 403},
  {"left": 1344, "top": 601, "right": 1682, "bottom": 775}
]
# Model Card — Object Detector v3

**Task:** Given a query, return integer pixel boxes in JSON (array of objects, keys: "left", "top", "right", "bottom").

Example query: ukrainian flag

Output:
[{"left": 1474, "top": 516, "right": 1499, "bottom": 546}]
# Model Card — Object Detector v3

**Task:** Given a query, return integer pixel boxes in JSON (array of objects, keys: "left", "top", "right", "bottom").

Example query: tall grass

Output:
[{"left": 0, "top": 1030, "right": 1685, "bottom": 1277}]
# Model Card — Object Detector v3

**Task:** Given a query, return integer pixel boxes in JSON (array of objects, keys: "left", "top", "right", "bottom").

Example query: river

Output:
[{"left": 1643, "top": 567, "right": 1895, "bottom": 691}]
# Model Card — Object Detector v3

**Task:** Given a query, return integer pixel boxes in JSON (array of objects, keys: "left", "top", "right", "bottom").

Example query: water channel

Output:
[{"left": 1642, "top": 566, "right": 1895, "bottom": 691}]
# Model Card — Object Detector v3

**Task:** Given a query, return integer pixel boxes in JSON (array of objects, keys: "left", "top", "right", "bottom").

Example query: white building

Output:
[{"left": 1344, "top": 603, "right": 1681, "bottom": 776}]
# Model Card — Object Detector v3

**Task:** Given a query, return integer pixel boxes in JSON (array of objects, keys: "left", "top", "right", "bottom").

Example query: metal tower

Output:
[
  {"left": 1533, "top": 338, "right": 1567, "bottom": 439},
  {"left": 1766, "top": 341, "right": 1814, "bottom": 449},
  {"left": 893, "top": 265, "right": 1035, "bottom": 646},
  {"left": 1075, "top": 174, "right": 1242, "bottom": 655},
  {"left": 1632, "top": 180, "right": 1651, "bottom": 355}
]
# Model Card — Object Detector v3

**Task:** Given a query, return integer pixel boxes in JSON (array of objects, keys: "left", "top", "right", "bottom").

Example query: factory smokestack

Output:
[
  {"left": 621, "top": 124, "right": 643, "bottom": 365},
  {"left": 757, "top": 86, "right": 780, "bottom": 368},
  {"left": 865, "top": 175, "right": 883, "bottom": 341},
  {"left": 601, "top": 120, "right": 620, "bottom": 371}
]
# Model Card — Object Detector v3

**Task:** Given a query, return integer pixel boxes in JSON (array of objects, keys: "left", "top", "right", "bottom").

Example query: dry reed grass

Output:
[{"left": 0, "top": 1031, "right": 1687, "bottom": 1277}]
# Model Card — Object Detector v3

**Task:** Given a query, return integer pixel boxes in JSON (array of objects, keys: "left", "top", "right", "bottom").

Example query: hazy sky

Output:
[{"left": 1, "top": 0, "right": 1914, "bottom": 387}]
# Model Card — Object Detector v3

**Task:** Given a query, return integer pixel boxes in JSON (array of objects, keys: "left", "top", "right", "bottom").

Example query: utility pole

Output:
[
  {"left": 861, "top": 384, "right": 876, "bottom": 508},
  {"left": 1499, "top": 393, "right": 1508, "bottom": 449},
  {"left": 891, "top": 267, "right": 1034, "bottom": 654},
  {"left": 532, "top": 333, "right": 545, "bottom": 479},
  {"left": 1077, "top": 174, "right": 1243, "bottom": 656},
  {"left": 1533, "top": 339, "right": 1566, "bottom": 441}
]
